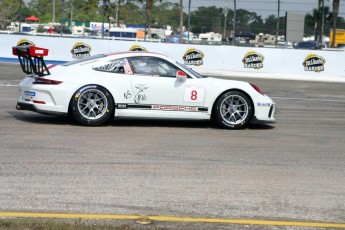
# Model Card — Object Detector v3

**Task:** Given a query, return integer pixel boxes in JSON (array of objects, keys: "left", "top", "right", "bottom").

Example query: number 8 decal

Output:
[
  {"left": 184, "top": 85, "right": 204, "bottom": 102},
  {"left": 191, "top": 90, "right": 198, "bottom": 100}
]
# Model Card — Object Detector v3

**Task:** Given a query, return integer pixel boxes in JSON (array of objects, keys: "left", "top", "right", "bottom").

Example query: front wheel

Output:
[
  {"left": 71, "top": 85, "right": 114, "bottom": 126},
  {"left": 213, "top": 91, "right": 253, "bottom": 129}
]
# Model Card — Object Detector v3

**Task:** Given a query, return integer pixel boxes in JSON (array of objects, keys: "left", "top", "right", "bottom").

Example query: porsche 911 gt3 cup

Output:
[{"left": 13, "top": 45, "right": 276, "bottom": 129}]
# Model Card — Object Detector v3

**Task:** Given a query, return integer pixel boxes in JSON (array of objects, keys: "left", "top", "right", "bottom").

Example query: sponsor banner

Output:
[{"left": 0, "top": 34, "right": 343, "bottom": 78}]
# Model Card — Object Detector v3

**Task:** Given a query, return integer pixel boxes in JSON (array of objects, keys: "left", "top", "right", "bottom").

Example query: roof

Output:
[{"left": 26, "top": 16, "right": 40, "bottom": 21}]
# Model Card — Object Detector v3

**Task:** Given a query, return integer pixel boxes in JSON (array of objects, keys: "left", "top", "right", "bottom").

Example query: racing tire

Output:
[
  {"left": 214, "top": 91, "right": 253, "bottom": 129},
  {"left": 71, "top": 85, "right": 114, "bottom": 126}
]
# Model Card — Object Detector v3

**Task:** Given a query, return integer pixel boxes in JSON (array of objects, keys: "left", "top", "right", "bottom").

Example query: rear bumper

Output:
[{"left": 16, "top": 102, "right": 67, "bottom": 116}]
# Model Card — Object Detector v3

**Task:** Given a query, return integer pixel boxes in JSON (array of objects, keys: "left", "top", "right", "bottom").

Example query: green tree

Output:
[
  {"left": 190, "top": 6, "right": 223, "bottom": 34},
  {"left": 0, "top": 0, "right": 20, "bottom": 29},
  {"left": 154, "top": 2, "right": 180, "bottom": 28},
  {"left": 119, "top": 1, "right": 145, "bottom": 25},
  {"left": 131, "top": 0, "right": 162, "bottom": 38}
]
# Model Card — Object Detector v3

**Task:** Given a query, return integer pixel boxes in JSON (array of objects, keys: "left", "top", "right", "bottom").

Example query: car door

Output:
[
  {"left": 92, "top": 57, "right": 133, "bottom": 105},
  {"left": 127, "top": 56, "right": 206, "bottom": 116}
]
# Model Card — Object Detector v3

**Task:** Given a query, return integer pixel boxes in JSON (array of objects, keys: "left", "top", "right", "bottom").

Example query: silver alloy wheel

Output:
[
  {"left": 220, "top": 95, "right": 249, "bottom": 125},
  {"left": 77, "top": 89, "right": 108, "bottom": 120}
]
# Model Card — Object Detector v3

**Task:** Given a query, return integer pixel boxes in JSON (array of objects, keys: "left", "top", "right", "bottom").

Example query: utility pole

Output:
[
  {"left": 275, "top": 0, "right": 280, "bottom": 47},
  {"left": 19, "top": 0, "right": 22, "bottom": 33},
  {"left": 70, "top": 1, "right": 73, "bottom": 26},
  {"left": 102, "top": 0, "right": 105, "bottom": 38},
  {"left": 321, "top": 0, "right": 324, "bottom": 45},
  {"left": 232, "top": 0, "right": 236, "bottom": 45},
  {"left": 60, "top": 0, "right": 65, "bottom": 36},
  {"left": 187, "top": 0, "right": 191, "bottom": 42},
  {"left": 52, "top": 0, "right": 55, "bottom": 24},
  {"left": 115, "top": 0, "right": 119, "bottom": 27},
  {"left": 179, "top": 0, "right": 183, "bottom": 44},
  {"left": 223, "top": 5, "right": 228, "bottom": 39}
]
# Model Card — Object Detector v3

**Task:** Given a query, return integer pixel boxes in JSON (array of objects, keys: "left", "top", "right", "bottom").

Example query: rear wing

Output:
[{"left": 12, "top": 45, "right": 50, "bottom": 77}]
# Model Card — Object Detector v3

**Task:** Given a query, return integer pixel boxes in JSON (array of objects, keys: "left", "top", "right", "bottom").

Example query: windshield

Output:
[{"left": 177, "top": 62, "right": 204, "bottom": 78}]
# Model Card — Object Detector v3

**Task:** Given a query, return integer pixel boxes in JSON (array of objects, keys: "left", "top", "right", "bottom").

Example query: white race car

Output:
[{"left": 13, "top": 46, "right": 276, "bottom": 129}]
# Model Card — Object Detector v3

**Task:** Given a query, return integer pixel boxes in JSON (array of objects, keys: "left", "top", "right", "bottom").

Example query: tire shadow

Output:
[{"left": 7, "top": 111, "right": 275, "bottom": 130}]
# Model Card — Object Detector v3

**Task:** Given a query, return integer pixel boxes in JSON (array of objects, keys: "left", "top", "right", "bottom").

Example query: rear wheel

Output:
[
  {"left": 71, "top": 85, "right": 114, "bottom": 126},
  {"left": 214, "top": 91, "right": 253, "bottom": 129}
]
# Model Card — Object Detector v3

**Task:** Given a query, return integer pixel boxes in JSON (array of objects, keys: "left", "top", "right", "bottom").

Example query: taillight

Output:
[
  {"left": 33, "top": 78, "right": 62, "bottom": 85},
  {"left": 250, "top": 83, "right": 264, "bottom": 95}
]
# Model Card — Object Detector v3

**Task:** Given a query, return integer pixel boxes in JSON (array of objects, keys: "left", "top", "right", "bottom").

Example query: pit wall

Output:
[{"left": 1, "top": 34, "right": 344, "bottom": 78}]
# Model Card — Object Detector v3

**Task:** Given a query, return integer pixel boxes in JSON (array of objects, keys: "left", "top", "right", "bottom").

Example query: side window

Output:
[
  {"left": 129, "top": 56, "right": 180, "bottom": 78},
  {"left": 93, "top": 58, "right": 133, "bottom": 75}
]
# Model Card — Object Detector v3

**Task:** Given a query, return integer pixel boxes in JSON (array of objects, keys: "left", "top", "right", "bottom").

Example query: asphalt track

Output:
[{"left": 0, "top": 63, "right": 345, "bottom": 229}]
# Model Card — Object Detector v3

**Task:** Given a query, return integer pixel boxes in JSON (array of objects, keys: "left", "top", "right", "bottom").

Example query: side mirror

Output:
[{"left": 176, "top": 70, "right": 187, "bottom": 82}]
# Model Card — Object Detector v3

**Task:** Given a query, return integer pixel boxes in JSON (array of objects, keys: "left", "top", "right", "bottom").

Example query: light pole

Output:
[
  {"left": 276, "top": 0, "right": 280, "bottom": 47},
  {"left": 187, "top": 0, "right": 191, "bottom": 42},
  {"left": 19, "top": 0, "right": 22, "bottom": 34},
  {"left": 223, "top": 5, "right": 228, "bottom": 38},
  {"left": 321, "top": 0, "right": 324, "bottom": 45},
  {"left": 52, "top": 0, "right": 55, "bottom": 24},
  {"left": 102, "top": 0, "right": 105, "bottom": 39},
  {"left": 179, "top": 0, "right": 183, "bottom": 44},
  {"left": 60, "top": 0, "right": 65, "bottom": 37},
  {"left": 115, "top": 0, "right": 119, "bottom": 27},
  {"left": 232, "top": 0, "right": 236, "bottom": 45}
]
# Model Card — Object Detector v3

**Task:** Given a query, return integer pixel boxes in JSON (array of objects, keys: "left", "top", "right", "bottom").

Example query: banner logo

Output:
[
  {"left": 183, "top": 48, "right": 204, "bottom": 66},
  {"left": 71, "top": 42, "right": 92, "bottom": 59},
  {"left": 17, "top": 39, "right": 35, "bottom": 46},
  {"left": 242, "top": 51, "right": 264, "bottom": 69},
  {"left": 303, "top": 54, "right": 325, "bottom": 72},
  {"left": 129, "top": 44, "right": 148, "bottom": 52}
]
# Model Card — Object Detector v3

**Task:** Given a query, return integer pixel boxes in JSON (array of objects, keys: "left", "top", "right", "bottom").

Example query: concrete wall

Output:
[{"left": 1, "top": 34, "right": 344, "bottom": 78}]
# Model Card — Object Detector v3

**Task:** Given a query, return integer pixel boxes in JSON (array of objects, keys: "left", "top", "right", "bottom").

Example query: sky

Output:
[{"left": 167, "top": 0, "right": 345, "bottom": 20}]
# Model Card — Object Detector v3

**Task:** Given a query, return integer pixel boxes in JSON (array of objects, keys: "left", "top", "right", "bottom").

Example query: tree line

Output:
[{"left": 0, "top": 0, "right": 344, "bottom": 45}]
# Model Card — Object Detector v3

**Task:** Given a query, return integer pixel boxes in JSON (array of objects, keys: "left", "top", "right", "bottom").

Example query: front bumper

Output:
[{"left": 251, "top": 103, "right": 276, "bottom": 124}]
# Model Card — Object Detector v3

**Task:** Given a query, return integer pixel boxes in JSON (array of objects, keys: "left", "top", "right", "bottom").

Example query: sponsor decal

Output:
[
  {"left": 24, "top": 91, "right": 36, "bottom": 96},
  {"left": 303, "top": 54, "right": 325, "bottom": 72},
  {"left": 242, "top": 51, "right": 264, "bottom": 69},
  {"left": 17, "top": 39, "right": 35, "bottom": 46},
  {"left": 152, "top": 105, "right": 198, "bottom": 112},
  {"left": 257, "top": 102, "right": 270, "bottom": 107},
  {"left": 117, "top": 104, "right": 128, "bottom": 109},
  {"left": 129, "top": 44, "right": 148, "bottom": 52},
  {"left": 71, "top": 42, "right": 92, "bottom": 59},
  {"left": 183, "top": 48, "right": 204, "bottom": 66},
  {"left": 75, "top": 85, "right": 97, "bottom": 98}
]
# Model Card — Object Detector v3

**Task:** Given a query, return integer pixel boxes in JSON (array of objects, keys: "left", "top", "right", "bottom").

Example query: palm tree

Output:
[
  {"left": 331, "top": 0, "right": 340, "bottom": 47},
  {"left": 136, "top": 0, "right": 162, "bottom": 39}
]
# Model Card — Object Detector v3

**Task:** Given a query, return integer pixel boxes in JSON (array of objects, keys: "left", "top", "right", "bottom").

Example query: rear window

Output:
[{"left": 62, "top": 54, "right": 106, "bottom": 66}]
